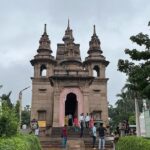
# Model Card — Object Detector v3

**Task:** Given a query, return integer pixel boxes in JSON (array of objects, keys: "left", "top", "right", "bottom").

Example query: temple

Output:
[{"left": 30, "top": 21, "right": 109, "bottom": 127}]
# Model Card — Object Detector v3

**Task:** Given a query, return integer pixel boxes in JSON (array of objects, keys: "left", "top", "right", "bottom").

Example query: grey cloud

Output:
[{"left": 0, "top": 0, "right": 150, "bottom": 106}]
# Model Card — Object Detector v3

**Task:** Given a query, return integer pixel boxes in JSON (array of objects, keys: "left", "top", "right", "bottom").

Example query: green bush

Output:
[
  {"left": 116, "top": 136, "right": 150, "bottom": 150},
  {"left": 0, "top": 134, "right": 41, "bottom": 150},
  {"left": 0, "top": 102, "right": 19, "bottom": 137}
]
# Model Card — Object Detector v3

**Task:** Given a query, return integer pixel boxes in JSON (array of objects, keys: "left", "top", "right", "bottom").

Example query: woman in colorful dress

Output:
[
  {"left": 89, "top": 114, "right": 94, "bottom": 129},
  {"left": 73, "top": 115, "right": 79, "bottom": 132}
]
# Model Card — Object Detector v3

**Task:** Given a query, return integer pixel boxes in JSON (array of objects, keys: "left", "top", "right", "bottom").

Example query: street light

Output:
[{"left": 19, "top": 86, "right": 30, "bottom": 130}]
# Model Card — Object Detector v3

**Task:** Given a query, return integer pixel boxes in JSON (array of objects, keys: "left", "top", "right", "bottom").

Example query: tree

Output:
[
  {"left": 21, "top": 105, "right": 31, "bottom": 126},
  {"left": 0, "top": 91, "right": 13, "bottom": 109},
  {"left": 0, "top": 102, "right": 19, "bottom": 137},
  {"left": 15, "top": 100, "right": 20, "bottom": 120},
  {"left": 108, "top": 87, "right": 136, "bottom": 130},
  {"left": 118, "top": 23, "right": 150, "bottom": 99},
  {"left": 118, "top": 22, "right": 150, "bottom": 136}
]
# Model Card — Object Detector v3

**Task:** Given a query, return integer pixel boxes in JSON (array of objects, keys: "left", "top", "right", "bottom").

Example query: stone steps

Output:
[
  {"left": 51, "top": 127, "right": 91, "bottom": 138},
  {"left": 40, "top": 137, "right": 113, "bottom": 149},
  {"left": 40, "top": 127, "right": 114, "bottom": 150}
]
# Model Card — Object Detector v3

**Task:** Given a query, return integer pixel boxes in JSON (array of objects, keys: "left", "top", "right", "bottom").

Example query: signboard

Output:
[{"left": 38, "top": 121, "right": 46, "bottom": 128}]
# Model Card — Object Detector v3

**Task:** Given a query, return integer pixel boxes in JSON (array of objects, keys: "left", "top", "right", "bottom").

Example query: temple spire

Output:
[
  {"left": 87, "top": 25, "right": 102, "bottom": 54},
  {"left": 93, "top": 25, "right": 96, "bottom": 35},
  {"left": 44, "top": 24, "right": 47, "bottom": 34},
  {"left": 38, "top": 24, "right": 51, "bottom": 51},
  {"left": 62, "top": 19, "right": 74, "bottom": 42},
  {"left": 67, "top": 18, "right": 70, "bottom": 30}
]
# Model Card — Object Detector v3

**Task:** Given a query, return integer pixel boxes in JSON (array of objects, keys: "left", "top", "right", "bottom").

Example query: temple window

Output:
[
  {"left": 93, "top": 65, "right": 100, "bottom": 77},
  {"left": 38, "top": 110, "right": 46, "bottom": 121},
  {"left": 40, "top": 64, "right": 47, "bottom": 76}
]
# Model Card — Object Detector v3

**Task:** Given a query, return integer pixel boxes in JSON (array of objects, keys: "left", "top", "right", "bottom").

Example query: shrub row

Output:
[
  {"left": 0, "top": 134, "right": 41, "bottom": 150},
  {"left": 116, "top": 136, "right": 150, "bottom": 150}
]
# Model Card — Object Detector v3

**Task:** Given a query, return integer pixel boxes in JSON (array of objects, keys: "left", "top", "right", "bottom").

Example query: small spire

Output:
[
  {"left": 38, "top": 24, "right": 51, "bottom": 51},
  {"left": 93, "top": 25, "right": 96, "bottom": 35},
  {"left": 44, "top": 24, "right": 47, "bottom": 33},
  {"left": 67, "top": 18, "right": 70, "bottom": 30}
]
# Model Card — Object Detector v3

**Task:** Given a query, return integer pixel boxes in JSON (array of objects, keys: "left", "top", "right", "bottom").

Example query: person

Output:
[
  {"left": 85, "top": 113, "right": 90, "bottom": 128},
  {"left": 116, "top": 126, "right": 120, "bottom": 137},
  {"left": 79, "top": 113, "right": 84, "bottom": 124},
  {"left": 79, "top": 113, "right": 84, "bottom": 137},
  {"left": 73, "top": 115, "right": 79, "bottom": 132},
  {"left": 92, "top": 123, "right": 97, "bottom": 149},
  {"left": 98, "top": 123, "right": 107, "bottom": 150},
  {"left": 68, "top": 114, "right": 73, "bottom": 126},
  {"left": 119, "top": 121, "right": 125, "bottom": 137},
  {"left": 80, "top": 120, "right": 84, "bottom": 138},
  {"left": 124, "top": 120, "right": 129, "bottom": 135},
  {"left": 64, "top": 115, "right": 68, "bottom": 126},
  {"left": 34, "top": 122, "right": 39, "bottom": 136},
  {"left": 89, "top": 114, "right": 94, "bottom": 129},
  {"left": 61, "top": 125, "right": 67, "bottom": 148}
]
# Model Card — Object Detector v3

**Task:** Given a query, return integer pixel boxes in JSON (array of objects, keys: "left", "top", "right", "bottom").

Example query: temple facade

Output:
[{"left": 30, "top": 21, "right": 109, "bottom": 127}]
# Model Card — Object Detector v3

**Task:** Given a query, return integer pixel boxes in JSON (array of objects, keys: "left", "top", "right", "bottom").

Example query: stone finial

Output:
[
  {"left": 63, "top": 19, "right": 74, "bottom": 42},
  {"left": 67, "top": 18, "right": 70, "bottom": 30},
  {"left": 93, "top": 25, "right": 96, "bottom": 35},
  {"left": 88, "top": 25, "right": 102, "bottom": 53},
  {"left": 38, "top": 24, "right": 51, "bottom": 50},
  {"left": 44, "top": 24, "right": 47, "bottom": 34}
]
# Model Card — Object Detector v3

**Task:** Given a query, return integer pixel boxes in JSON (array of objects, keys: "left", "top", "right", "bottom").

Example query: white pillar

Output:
[{"left": 135, "top": 97, "right": 141, "bottom": 136}]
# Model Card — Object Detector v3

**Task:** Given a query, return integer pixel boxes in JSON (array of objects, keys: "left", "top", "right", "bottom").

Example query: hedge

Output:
[
  {"left": 0, "top": 134, "right": 41, "bottom": 150},
  {"left": 116, "top": 136, "right": 150, "bottom": 150}
]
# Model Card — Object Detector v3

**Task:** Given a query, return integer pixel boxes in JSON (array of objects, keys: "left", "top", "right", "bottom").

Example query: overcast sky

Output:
[{"left": 0, "top": 0, "right": 150, "bottom": 107}]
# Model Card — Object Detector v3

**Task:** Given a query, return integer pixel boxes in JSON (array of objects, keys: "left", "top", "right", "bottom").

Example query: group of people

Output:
[
  {"left": 61, "top": 113, "right": 107, "bottom": 149},
  {"left": 116, "top": 120, "right": 130, "bottom": 137},
  {"left": 92, "top": 123, "right": 107, "bottom": 149},
  {"left": 30, "top": 119, "right": 39, "bottom": 136},
  {"left": 64, "top": 113, "right": 94, "bottom": 128}
]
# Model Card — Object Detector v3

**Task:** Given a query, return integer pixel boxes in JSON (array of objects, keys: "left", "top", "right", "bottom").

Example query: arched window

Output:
[
  {"left": 93, "top": 65, "right": 100, "bottom": 77},
  {"left": 40, "top": 64, "right": 47, "bottom": 77}
]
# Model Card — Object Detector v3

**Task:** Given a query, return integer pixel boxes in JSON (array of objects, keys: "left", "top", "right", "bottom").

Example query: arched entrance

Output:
[
  {"left": 65, "top": 93, "right": 78, "bottom": 118},
  {"left": 59, "top": 88, "right": 84, "bottom": 126}
]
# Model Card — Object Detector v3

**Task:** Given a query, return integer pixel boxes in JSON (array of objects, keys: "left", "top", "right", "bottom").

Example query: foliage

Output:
[
  {"left": 118, "top": 22, "right": 150, "bottom": 100},
  {"left": 0, "top": 102, "right": 19, "bottom": 137},
  {"left": 116, "top": 136, "right": 150, "bottom": 150},
  {"left": 0, "top": 134, "right": 41, "bottom": 150},
  {"left": 108, "top": 88, "right": 136, "bottom": 130},
  {"left": 0, "top": 91, "right": 13, "bottom": 109},
  {"left": 21, "top": 105, "right": 31, "bottom": 126},
  {"left": 128, "top": 115, "right": 135, "bottom": 125},
  {"left": 15, "top": 100, "right": 20, "bottom": 120}
]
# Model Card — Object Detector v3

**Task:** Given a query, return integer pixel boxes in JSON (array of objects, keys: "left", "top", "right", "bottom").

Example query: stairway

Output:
[
  {"left": 50, "top": 127, "right": 90, "bottom": 138},
  {"left": 40, "top": 127, "right": 114, "bottom": 150}
]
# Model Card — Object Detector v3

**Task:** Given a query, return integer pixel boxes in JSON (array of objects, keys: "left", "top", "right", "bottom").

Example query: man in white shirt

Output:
[
  {"left": 79, "top": 113, "right": 84, "bottom": 123},
  {"left": 85, "top": 113, "right": 90, "bottom": 128},
  {"left": 92, "top": 123, "right": 97, "bottom": 149}
]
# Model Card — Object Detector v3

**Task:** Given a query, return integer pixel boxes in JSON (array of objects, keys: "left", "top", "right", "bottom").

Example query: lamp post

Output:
[{"left": 19, "top": 86, "right": 30, "bottom": 130}]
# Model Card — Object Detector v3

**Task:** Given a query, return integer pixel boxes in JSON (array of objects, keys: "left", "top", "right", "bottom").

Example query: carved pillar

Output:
[
  {"left": 83, "top": 88, "right": 89, "bottom": 114},
  {"left": 53, "top": 88, "right": 60, "bottom": 127}
]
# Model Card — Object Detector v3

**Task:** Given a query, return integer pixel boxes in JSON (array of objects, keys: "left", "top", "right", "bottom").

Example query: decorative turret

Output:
[
  {"left": 30, "top": 24, "right": 56, "bottom": 78},
  {"left": 84, "top": 25, "right": 109, "bottom": 78},
  {"left": 56, "top": 20, "right": 82, "bottom": 68},
  {"left": 62, "top": 19, "right": 74, "bottom": 43},
  {"left": 38, "top": 24, "right": 52, "bottom": 54},
  {"left": 88, "top": 25, "right": 102, "bottom": 55}
]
